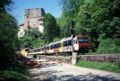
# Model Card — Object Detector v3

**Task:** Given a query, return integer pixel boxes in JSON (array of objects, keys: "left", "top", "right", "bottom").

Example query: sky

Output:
[{"left": 11, "top": 0, "right": 62, "bottom": 25}]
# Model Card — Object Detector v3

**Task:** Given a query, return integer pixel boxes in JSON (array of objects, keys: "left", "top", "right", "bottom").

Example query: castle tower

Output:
[{"left": 24, "top": 8, "right": 45, "bottom": 33}]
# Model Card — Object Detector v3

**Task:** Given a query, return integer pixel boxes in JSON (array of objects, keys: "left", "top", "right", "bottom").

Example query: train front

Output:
[
  {"left": 78, "top": 35, "right": 92, "bottom": 53},
  {"left": 73, "top": 35, "right": 92, "bottom": 53}
]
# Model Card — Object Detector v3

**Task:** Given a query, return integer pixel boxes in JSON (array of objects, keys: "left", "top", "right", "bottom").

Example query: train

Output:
[{"left": 26, "top": 34, "right": 92, "bottom": 55}]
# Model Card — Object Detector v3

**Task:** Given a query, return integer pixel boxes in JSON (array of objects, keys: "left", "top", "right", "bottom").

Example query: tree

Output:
[
  {"left": 58, "top": 0, "right": 120, "bottom": 53},
  {"left": 0, "top": 0, "right": 13, "bottom": 12},
  {"left": 0, "top": 0, "right": 19, "bottom": 69},
  {"left": 0, "top": 12, "right": 18, "bottom": 69},
  {"left": 43, "top": 13, "right": 60, "bottom": 42},
  {"left": 60, "top": 0, "right": 81, "bottom": 15},
  {"left": 20, "top": 28, "right": 43, "bottom": 48}
]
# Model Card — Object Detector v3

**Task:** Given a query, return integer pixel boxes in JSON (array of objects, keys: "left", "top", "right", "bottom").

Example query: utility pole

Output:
[
  {"left": 70, "top": 20, "right": 75, "bottom": 37},
  {"left": 70, "top": 20, "right": 77, "bottom": 65}
]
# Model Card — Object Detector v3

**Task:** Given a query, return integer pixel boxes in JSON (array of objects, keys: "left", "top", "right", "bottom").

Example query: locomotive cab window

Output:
[
  {"left": 73, "top": 40, "right": 77, "bottom": 44},
  {"left": 79, "top": 37, "right": 89, "bottom": 43}
]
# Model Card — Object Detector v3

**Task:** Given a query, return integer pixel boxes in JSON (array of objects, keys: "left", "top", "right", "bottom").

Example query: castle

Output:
[{"left": 18, "top": 8, "right": 45, "bottom": 38}]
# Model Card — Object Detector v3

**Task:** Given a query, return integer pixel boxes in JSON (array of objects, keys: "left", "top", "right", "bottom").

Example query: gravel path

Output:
[{"left": 29, "top": 62, "right": 120, "bottom": 81}]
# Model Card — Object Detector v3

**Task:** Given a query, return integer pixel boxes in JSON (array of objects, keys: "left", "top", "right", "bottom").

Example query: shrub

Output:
[
  {"left": 97, "top": 39, "right": 120, "bottom": 54},
  {"left": 0, "top": 71, "right": 30, "bottom": 81}
]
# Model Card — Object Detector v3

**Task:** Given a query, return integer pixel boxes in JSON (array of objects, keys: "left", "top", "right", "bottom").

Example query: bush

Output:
[
  {"left": 97, "top": 39, "right": 120, "bottom": 54},
  {"left": 0, "top": 12, "right": 18, "bottom": 70},
  {"left": 0, "top": 71, "right": 30, "bottom": 81}
]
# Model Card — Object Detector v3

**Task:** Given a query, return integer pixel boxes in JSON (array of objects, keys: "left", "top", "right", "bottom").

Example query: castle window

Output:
[
  {"left": 39, "top": 19, "right": 43, "bottom": 21},
  {"left": 40, "top": 23, "right": 43, "bottom": 25}
]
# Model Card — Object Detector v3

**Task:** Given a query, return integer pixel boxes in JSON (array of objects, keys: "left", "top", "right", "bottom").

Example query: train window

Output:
[
  {"left": 42, "top": 48, "right": 44, "bottom": 51},
  {"left": 64, "top": 40, "right": 72, "bottom": 46},
  {"left": 50, "top": 43, "right": 60, "bottom": 49},
  {"left": 33, "top": 49, "right": 35, "bottom": 52},
  {"left": 37, "top": 49, "right": 41, "bottom": 51},
  {"left": 43, "top": 47, "right": 46, "bottom": 50},
  {"left": 55, "top": 43, "right": 60, "bottom": 48},
  {"left": 25, "top": 49, "right": 29, "bottom": 52},
  {"left": 51, "top": 45, "right": 55, "bottom": 49},
  {"left": 33, "top": 55, "right": 37, "bottom": 58},
  {"left": 79, "top": 38, "right": 89, "bottom": 43},
  {"left": 68, "top": 40, "right": 72, "bottom": 45},
  {"left": 46, "top": 46, "right": 49, "bottom": 50},
  {"left": 63, "top": 41, "right": 67, "bottom": 46},
  {"left": 34, "top": 49, "right": 37, "bottom": 52},
  {"left": 33, "top": 48, "right": 40, "bottom": 52},
  {"left": 25, "top": 48, "right": 30, "bottom": 52},
  {"left": 41, "top": 47, "right": 45, "bottom": 51}
]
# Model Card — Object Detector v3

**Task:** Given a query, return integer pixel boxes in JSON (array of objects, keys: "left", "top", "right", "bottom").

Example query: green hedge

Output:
[{"left": 76, "top": 60, "right": 120, "bottom": 73}]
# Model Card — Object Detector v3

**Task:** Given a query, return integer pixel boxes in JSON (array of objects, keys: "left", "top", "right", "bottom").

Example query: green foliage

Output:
[
  {"left": 0, "top": 12, "right": 18, "bottom": 69},
  {"left": 20, "top": 28, "right": 44, "bottom": 48},
  {"left": 0, "top": 1, "right": 30, "bottom": 80},
  {"left": 57, "top": 11, "right": 77, "bottom": 38},
  {"left": 0, "top": 0, "right": 13, "bottom": 12},
  {"left": 58, "top": 0, "right": 120, "bottom": 53},
  {"left": 60, "top": 0, "right": 81, "bottom": 14},
  {"left": 0, "top": 71, "right": 30, "bottom": 81},
  {"left": 76, "top": 60, "right": 120, "bottom": 73},
  {"left": 97, "top": 39, "right": 120, "bottom": 54},
  {"left": 43, "top": 13, "right": 60, "bottom": 42},
  {"left": 52, "top": 38, "right": 61, "bottom": 42},
  {"left": 20, "top": 36, "right": 33, "bottom": 48},
  {"left": 32, "top": 38, "right": 45, "bottom": 48}
]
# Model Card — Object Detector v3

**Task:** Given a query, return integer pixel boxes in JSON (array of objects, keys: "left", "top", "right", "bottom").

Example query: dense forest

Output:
[{"left": 21, "top": 0, "right": 120, "bottom": 54}]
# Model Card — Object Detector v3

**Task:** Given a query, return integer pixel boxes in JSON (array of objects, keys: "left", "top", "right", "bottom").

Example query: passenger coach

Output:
[{"left": 26, "top": 35, "right": 92, "bottom": 55}]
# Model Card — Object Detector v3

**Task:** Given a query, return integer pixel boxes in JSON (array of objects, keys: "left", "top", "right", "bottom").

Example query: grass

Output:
[
  {"left": 0, "top": 59, "right": 31, "bottom": 81},
  {"left": 0, "top": 70, "right": 31, "bottom": 81},
  {"left": 76, "top": 60, "right": 120, "bottom": 73}
]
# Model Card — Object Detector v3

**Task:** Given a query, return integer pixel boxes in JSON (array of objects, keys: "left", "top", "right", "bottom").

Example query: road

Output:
[{"left": 29, "top": 61, "right": 120, "bottom": 81}]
